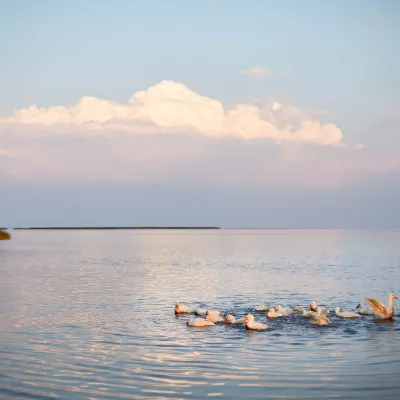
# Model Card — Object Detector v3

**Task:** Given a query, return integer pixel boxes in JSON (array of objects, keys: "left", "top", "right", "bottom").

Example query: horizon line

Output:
[{"left": 2, "top": 227, "right": 400, "bottom": 231}]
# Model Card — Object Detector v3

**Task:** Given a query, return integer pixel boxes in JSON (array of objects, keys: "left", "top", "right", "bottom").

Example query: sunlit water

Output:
[{"left": 1, "top": 229, "right": 400, "bottom": 399}]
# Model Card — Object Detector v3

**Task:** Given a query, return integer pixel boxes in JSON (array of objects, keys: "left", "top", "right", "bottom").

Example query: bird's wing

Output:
[
  {"left": 344, "top": 312, "right": 360, "bottom": 318},
  {"left": 364, "top": 297, "right": 387, "bottom": 315},
  {"left": 318, "top": 316, "right": 329, "bottom": 324}
]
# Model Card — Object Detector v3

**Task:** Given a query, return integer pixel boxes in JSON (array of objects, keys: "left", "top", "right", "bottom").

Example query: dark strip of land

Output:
[{"left": 14, "top": 226, "right": 220, "bottom": 230}]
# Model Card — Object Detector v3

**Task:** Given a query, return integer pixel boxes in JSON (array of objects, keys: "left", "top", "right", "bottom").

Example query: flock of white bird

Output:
[{"left": 174, "top": 293, "right": 398, "bottom": 331}]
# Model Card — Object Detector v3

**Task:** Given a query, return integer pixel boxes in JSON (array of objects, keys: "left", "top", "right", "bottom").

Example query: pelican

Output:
[
  {"left": 243, "top": 314, "right": 268, "bottom": 330},
  {"left": 187, "top": 318, "right": 214, "bottom": 327},
  {"left": 266, "top": 308, "right": 285, "bottom": 318},
  {"left": 297, "top": 307, "right": 317, "bottom": 318},
  {"left": 206, "top": 310, "right": 224, "bottom": 323},
  {"left": 309, "top": 301, "right": 329, "bottom": 314},
  {"left": 275, "top": 305, "right": 294, "bottom": 315},
  {"left": 308, "top": 306, "right": 326, "bottom": 321},
  {"left": 224, "top": 315, "right": 245, "bottom": 324},
  {"left": 364, "top": 293, "right": 398, "bottom": 320},
  {"left": 254, "top": 305, "right": 268, "bottom": 312},
  {"left": 206, "top": 309, "right": 223, "bottom": 316},
  {"left": 313, "top": 314, "right": 330, "bottom": 326},
  {"left": 174, "top": 302, "right": 191, "bottom": 314},
  {"left": 335, "top": 307, "right": 361, "bottom": 318}
]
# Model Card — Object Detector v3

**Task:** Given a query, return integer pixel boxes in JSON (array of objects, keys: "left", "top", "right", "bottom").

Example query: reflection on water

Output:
[{"left": 1, "top": 229, "right": 400, "bottom": 399}]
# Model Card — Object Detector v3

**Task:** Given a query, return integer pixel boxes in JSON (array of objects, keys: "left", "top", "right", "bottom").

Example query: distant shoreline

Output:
[
  {"left": 13, "top": 226, "right": 221, "bottom": 230},
  {"left": 6, "top": 227, "right": 400, "bottom": 231}
]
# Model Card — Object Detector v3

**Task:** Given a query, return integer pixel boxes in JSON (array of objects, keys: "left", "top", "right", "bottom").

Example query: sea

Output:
[{"left": 1, "top": 229, "right": 400, "bottom": 399}]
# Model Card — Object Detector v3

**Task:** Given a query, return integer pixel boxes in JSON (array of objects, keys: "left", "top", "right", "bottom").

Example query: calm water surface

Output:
[{"left": 1, "top": 229, "right": 400, "bottom": 399}]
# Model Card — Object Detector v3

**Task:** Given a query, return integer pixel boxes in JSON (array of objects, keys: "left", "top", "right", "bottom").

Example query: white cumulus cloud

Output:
[
  {"left": 240, "top": 66, "right": 272, "bottom": 77},
  {"left": 0, "top": 80, "right": 343, "bottom": 146}
]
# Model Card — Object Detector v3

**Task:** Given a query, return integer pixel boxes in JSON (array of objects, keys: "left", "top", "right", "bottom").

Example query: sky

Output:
[{"left": 0, "top": 0, "right": 399, "bottom": 228}]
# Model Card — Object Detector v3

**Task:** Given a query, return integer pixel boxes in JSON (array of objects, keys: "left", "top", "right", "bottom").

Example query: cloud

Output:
[
  {"left": 240, "top": 66, "right": 272, "bottom": 77},
  {"left": 0, "top": 80, "right": 343, "bottom": 146},
  {"left": 0, "top": 148, "right": 13, "bottom": 157},
  {"left": 1, "top": 111, "right": 399, "bottom": 189},
  {"left": 1, "top": 120, "right": 397, "bottom": 188}
]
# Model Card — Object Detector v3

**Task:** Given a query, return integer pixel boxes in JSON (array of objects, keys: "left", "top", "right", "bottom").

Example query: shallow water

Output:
[{"left": 1, "top": 229, "right": 400, "bottom": 399}]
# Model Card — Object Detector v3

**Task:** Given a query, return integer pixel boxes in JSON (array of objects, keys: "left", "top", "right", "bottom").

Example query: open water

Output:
[{"left": 1, "top": 229, "right": 400, "bottom": 399}]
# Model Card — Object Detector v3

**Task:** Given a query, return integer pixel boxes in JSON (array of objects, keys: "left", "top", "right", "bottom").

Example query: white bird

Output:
[
  {"left": 243, "top": 314, "right": 268, "bottom": 330},
  {"left": 301, "top": 306, "right": 329, "bottom": 325},
  {"left": 309, "top": 301, "right": 329, "bottom": 314},
  {"left": 364, "top": 293, "right": 398, "bottom": 320},
  {"left": 312, "top": 306, "right": 328, "bottom": 318},
  {"left": 312, "top": 314, "right": 330, "bottom": 326},
  {"left": 266, "top": 307, "right": 285, "bottom": 318},
  {"left": 355, "top": 303, "right": 375, "bottom": 315},
  {"left": 194, "top": 307, "right": 207, "bottom": 316},
  {"left": 297, "top": 307, "right": 317, "bottom": 318},
  {"left": 275, "top": 305, "right": 294, "bottom": 315},
  {"left": 206, "top": 309, "right": 223, "bottom": 316},
  {"left": 224, "top": 315, "right": 245, "bottom": 324},
  {"left": 187, "top": 318, "right": 214, "bottom": 327},
  {"left": 254, "top": 305, "right": 268, "bottom": 312},
  {"left": 335, "top": 307, "right": 361, "bottom": 318},
  {"left": 206, "top": 310, "right": 224, "bottom": 323},
  {"left": 174, "top": 302, "right": 191, "bottom": 314}
]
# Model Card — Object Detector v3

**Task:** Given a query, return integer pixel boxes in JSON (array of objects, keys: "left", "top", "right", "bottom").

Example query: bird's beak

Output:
[
  {"left": 394, "top": 295, "right": 399, "bottom": 300},
  {"left": 309, "top": 305, "right": 313, "bottom": 310},
  {"left": 243, "top": 317, "right": 248, "bottom": 322}
]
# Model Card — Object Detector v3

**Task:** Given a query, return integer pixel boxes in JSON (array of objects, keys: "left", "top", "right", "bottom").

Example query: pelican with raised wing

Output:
[{"left": 364, "top": 293, "right": 398, "bottom": 320}]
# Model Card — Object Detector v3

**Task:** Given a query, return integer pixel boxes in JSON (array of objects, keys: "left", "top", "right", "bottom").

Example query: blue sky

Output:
[
  {"left": 2, "top": 1, "right": 399, "bottom": 122},
  {"left": 0, "top": 1, "right": 399, "bottom": 227}
]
